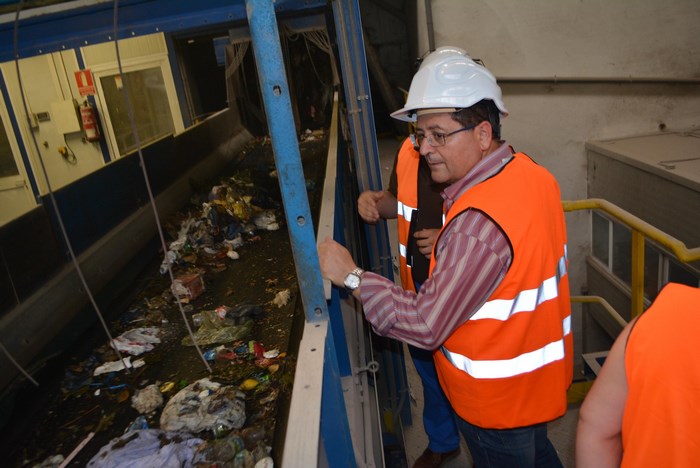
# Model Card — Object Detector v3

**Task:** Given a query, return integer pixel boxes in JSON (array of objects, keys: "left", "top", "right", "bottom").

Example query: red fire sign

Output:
[{"left": 74, "top": 69, "right": 95, "bottom": 96}]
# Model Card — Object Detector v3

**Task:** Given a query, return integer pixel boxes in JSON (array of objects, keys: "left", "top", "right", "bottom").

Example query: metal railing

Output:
[{"left": 563, "top": 198, "right": 700, "bottom": 319}]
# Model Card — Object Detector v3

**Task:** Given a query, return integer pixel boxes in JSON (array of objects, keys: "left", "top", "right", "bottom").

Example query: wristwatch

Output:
[{"left": 343, "top": 268, "right": 365, "bottom": 292}]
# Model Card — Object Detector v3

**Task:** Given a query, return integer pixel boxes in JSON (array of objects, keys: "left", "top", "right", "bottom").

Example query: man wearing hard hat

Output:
[{"left": 319, "top": 46, "right": 572, "bottom": 467}]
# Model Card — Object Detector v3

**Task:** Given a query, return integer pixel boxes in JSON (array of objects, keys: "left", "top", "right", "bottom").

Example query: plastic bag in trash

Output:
[
  {"left": 30, "top": 454, "right": 64, "bottom": 468},
  {"left": 131, "top": 384, "right": 164, "bottom": 414},
  {"left": 181, "top": 316, "right": 252, "bottom": 346},
  {"left": 160, "top": 378, "right": 246, "bottom": 433},
  {"left": 193, "top": 304, "right": 263, "bottom": 328},
  {"left": 252, "top": 210, "right": 279, "bottom": 231},
  {"left": 87, "top": 429, "right": 203, "bottom": 468},
  {"left": 93, "top": 356, "right": 145, "bottom": 376},
  {"left": 110, "top": 327, "right": 160, "bottom": 356}
]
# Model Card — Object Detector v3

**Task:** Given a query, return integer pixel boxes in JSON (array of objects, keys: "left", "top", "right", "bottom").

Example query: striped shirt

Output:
[{"left": 360, "top": 143, "right": 515, "bottom": 350}]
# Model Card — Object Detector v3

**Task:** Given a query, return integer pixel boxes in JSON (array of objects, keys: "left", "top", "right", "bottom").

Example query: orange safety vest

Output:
[
  {"left": 621, "top": 282, "right": 700, "bottom": 467},
  {"left": 395, "top": 138, "right": 420, "bottom": 292},
  {"left": 428, "top": 152, "right": 572, "bottom": 429}
]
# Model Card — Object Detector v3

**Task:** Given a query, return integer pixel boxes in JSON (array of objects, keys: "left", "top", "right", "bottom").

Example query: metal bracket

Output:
[{"left": 355, "top": 360, "right": 380, "bottom": 375}]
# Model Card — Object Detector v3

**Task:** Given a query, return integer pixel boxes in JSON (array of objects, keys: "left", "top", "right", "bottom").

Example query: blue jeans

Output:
[
  {"left": 457, "top": 418, "right": 563, "bottom": 468},
  {"left": 408, "top": 344, "right": 461, "bottom": 453}
]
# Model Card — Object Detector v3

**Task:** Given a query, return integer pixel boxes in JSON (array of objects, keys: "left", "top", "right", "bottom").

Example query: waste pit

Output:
[{"left": 0, "top": 131, "right": 329, "bottom": 467}]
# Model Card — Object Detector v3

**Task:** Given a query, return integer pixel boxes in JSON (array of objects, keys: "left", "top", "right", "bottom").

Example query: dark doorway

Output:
[{"left": 176, "top": 33, "right": 229, "bottom": 123}]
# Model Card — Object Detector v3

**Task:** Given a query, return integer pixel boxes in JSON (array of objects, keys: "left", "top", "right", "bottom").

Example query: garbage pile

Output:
[
  {"left": 16, "top": 135, "right": 331, "bottom": 467},
  {"left": 160, "top": 170, "right": 282, "bottom": 276}
]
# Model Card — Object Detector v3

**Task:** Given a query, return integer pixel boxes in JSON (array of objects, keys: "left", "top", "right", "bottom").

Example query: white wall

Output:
[
  {"left": 0, "top": 94, "right": 35, "bottom": 225},
  {"left": 1, "top": 52, "right": 107, "bottom": 195},
  {"left": 82, "top": 33, "right": 184, "bottom": 158},
  {"left": 414, "top": 0, "right": 700, "bottom": 354},
  {"left": 0, "top": 33, "right": 184, "bottom": 225},
  {"left": 419, "top": 0, "right": 700, "bottom": 78}
]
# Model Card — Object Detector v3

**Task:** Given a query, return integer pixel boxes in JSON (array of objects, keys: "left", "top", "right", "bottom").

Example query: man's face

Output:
[{"left": 415, "top": 113, "right": 482, "bottom": 185}]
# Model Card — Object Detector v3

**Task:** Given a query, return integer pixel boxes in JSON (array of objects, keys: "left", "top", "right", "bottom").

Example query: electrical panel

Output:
[{"left": 50, "top": 99, "right": 81, "bottom": 134}]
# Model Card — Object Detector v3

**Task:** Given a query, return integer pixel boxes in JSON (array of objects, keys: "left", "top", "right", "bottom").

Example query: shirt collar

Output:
[{"left": 442, "top": 142, "right": 514, "bottom": 213}]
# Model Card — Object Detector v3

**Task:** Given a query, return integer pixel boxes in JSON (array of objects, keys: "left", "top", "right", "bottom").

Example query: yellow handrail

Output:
[
  {"left": 562, "top": 199, "right": 700, "bottom": 262},
  {"left": 563, "top": 198, "right": 700, "bottom": 318},
  {"left": 570, "top": 295, "right": 627, "bottom": 328}
]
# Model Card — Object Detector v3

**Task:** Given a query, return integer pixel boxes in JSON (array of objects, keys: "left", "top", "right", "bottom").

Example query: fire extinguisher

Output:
[{"left": 80, "top": 101, "right": 100, "bottom": 142}]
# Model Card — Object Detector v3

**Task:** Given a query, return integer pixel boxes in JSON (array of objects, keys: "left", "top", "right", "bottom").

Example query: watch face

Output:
[{"left": 344, "top": 272, "right": 361, "bottom": 290}]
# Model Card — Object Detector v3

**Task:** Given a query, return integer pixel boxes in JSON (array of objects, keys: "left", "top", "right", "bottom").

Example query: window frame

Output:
[
  {"left": 90, "top": 55, "right": 184, "bottom": 160},
  {"left": 591, "top": 210, "right": 700, "bottom": 300}
]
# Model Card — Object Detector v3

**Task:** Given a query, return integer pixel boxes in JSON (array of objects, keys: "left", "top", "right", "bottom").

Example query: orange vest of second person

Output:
[
  {"left": 395, "top": 138, "right": 420, "bottom": 292},
  {"left": 429, "top": 152, "right": 573, "bottom": 429},
  {"left": 621, "top": 282, "right": 700, "bottom": 467}
]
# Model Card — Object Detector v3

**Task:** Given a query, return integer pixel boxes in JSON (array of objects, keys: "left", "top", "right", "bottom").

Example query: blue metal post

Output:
[
  {"left": 321, "top": 319, "right": 357, "bottom": 467},
  {"left": 331, "top": 0, "right": 393, "bottom": 280},
  {"left": 246, "top": 3, "right": 355, "bottom": 464},
  {"left": 331, "top": 0, "right": 412, "bottom": 438},
  {"left": 245, "top": 0, "right": 328, "bottom": 323}
]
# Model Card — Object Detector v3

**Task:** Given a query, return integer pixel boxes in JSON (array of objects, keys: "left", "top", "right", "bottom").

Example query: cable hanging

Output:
[
  {"left": 9, "top": 0, "right": 129, "bottom": 387},
  {"left": 225, "top": 40, "right": 249, "bottom": 80},
  {"left": 3, "top": 0, "right": 216, "bottom": 388},
  {"left": 112, "top": 0, "right": 211, "bottom": 373}
]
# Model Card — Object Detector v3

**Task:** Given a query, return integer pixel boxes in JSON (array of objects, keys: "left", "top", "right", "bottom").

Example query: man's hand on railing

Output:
[{"left": 318, "top": 237, "right": 360, "bottom": 288}]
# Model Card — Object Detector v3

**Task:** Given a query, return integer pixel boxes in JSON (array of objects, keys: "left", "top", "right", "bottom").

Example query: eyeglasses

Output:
[{"left": 410, "top": 124, "right": 477, "bottom": 149}]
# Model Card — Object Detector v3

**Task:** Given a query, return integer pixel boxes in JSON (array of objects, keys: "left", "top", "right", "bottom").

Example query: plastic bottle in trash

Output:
[
  {"left": 233, "top": 449, "right": 255, "bottom": 467},
  {"left": 212, "top": 423, "right": 233, "bottom": 439},
  {"left": 202, "top": 433, "right": 245, "bottom": 460},
  {"left": 240, "top": 425, "right": 266, "bottom": 447},
  {"left": 193, "top": 313, "right": 203, "bottom": 327}
]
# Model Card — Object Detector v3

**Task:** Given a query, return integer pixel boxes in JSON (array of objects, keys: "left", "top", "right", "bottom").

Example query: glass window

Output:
[
  {"left": 592, "top": 212, "right": 609, "bottom": 265},
  {"left": 643, "top": 244, "right": 661, "bottom": 301},
  {"left": 612, "top": 221, "right": 631, "bottom": 284},
  {"left": 0, "top": 118, "right": 19, "bottom": 178},
  {"left": 668, "top": 259, "right": 700, "bottom": 287},
  {"left": 100, "top": 67, "right": 175, "bottom": 156}
]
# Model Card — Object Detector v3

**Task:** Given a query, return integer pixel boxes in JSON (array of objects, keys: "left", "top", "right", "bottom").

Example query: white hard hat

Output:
[{"left": 391, "top": 46, "right": 508, "bottom": 122}]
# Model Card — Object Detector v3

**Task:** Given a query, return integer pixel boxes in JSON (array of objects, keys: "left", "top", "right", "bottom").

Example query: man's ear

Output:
[{"left": 476, "top": 121, "right": 493, "bottom": 150}]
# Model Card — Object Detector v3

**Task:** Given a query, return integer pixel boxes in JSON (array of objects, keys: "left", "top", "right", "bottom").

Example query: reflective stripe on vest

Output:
[
  {"left": 441, "top": 250, "right": 569, "bottom": 379},
  {"left": 395, "top": 138, "right": 420, "bottom": 292},
  {"left": 397, "top": 200, "right": 416, "bottom": 223},
  {"left": 471, "top": 249, "right": 567, "bottom": 321},
  {"left": 428, "top": 152, "right": 573, "bottom": 428},
  {"left": 441, "top": 316, "right": 571, "bottom": 379},
  {"left": 397, "top": 199, "right": 416, "bottom": 261}
]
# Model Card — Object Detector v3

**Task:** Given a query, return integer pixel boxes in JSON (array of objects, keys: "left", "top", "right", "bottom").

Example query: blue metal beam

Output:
[
  {"left": 330, "top": 0, "right": 412, "bottom": 445},
  {"left": 0, "top": 0, "right": 325, "bottom": 62},
  {"left": 321, "top": 323, "right": 356, "bottom": 466},
  {"left": 330, "top": 0, "right": 392, "bottom": 280},
  {"left": 245, "top": 0, "right": 328, "bottom": 323}
]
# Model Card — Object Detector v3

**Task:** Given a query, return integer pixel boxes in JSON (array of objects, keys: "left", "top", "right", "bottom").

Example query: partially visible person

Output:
[
  {"left": 576, "top": 282, "right": 700, "bottom": 467},
  {"left": 319, "top": 46, "right": 572, "bottom": 467},
  {"left": 358, "top": 137, "right": 461, "bottom": 467}
]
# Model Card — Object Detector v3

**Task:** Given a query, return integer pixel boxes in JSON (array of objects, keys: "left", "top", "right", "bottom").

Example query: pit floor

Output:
[{"left": 0, "top": 136, "right": 328, "bottom": 467}]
